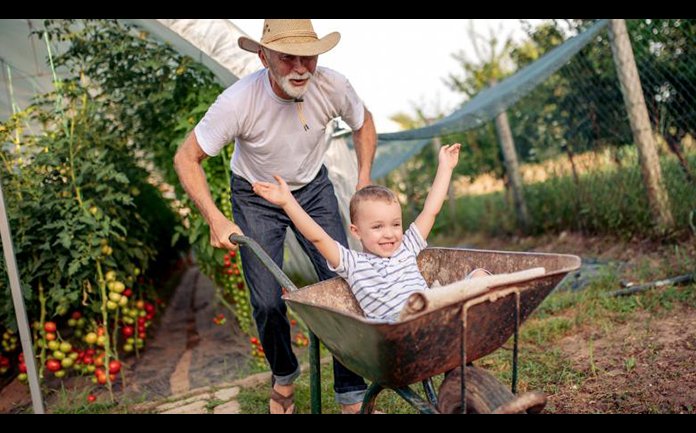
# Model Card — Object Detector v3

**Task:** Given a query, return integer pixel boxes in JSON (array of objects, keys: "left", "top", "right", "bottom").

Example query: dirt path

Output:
[
  {"left": 0, "top": 265, "right": 252, "bottom": 412},
  {"left": 124, "top": 266, "right": 251, "bottom": 399}
]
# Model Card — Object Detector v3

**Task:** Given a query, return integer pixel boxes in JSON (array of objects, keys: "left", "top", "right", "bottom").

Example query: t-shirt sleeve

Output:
[
  {"left": 338, "top": 76, "right": 365, "bottom": 131},
  {"left": 402, "top": 222, "right": 427, "bottom": 256},
  {"left": 327, "top": 241, "right": 355, "bottom": 279},
  {"left": 193, "top": 90, "right": 239, "bottom": 157}
]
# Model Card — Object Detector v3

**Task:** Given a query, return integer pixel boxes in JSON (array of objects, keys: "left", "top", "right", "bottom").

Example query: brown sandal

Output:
[{"left": 270, "top": 388, "right": 295, "bottom": 414}]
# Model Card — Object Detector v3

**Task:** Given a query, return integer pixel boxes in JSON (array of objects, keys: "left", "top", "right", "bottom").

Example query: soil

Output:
[
  {"left": 1, "top": 231, "right": 694, "bottom": 413},
  {"left": 454, "top": 231, "right": 696, "bottom": 414},
  {"left": 549, "top": 304, "right": 695, "bottom": 413}
]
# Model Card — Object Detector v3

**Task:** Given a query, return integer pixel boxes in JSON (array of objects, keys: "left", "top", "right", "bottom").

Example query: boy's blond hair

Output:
[{"left": 349, "top": 185, "right": 399, "bottom": 223}]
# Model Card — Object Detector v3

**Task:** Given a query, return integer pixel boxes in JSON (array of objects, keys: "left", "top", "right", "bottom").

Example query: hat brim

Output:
[{"left": 238, "top": 32, "right": 340, "bottom": 56}]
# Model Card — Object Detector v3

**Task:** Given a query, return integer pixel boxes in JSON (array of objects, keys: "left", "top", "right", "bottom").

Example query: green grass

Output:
[
  {"left": 236, "top": 350, "right": 434, "bottom": 414},
  {"left": 437, "top": 151, "right": 696, "bottom": 239},
  {"left": 45, "top": 380, "right": 150, "bottom": 414},
  {"left": 522, "top": 316, "right": 574, "bottom": 346}
]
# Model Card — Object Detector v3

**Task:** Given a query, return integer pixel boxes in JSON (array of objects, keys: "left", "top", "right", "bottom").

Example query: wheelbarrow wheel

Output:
[{"left": 437, "top": 367, "right": 546, "bottom": 414}]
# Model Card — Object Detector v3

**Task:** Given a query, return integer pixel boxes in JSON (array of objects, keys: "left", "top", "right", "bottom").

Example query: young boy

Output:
[{"left": 253, "top": 143, "right": 478, "bottom": 322}]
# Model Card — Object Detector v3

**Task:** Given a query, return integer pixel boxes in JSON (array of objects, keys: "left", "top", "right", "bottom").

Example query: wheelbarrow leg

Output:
[
  {"left": 309, "top": 331, "right": 322, "bottom": 414},
  {"left": 422, "top": 378, "right": 438, "bottom": 407},
  {"left": 512, "top": 291, "right": 520, "bottom": 394},
  {"left": 360, "top": 382, "right": 383, "bottom": 414},
  {"left": 393, "top": 386, "right": 439, "bottom": 414}
]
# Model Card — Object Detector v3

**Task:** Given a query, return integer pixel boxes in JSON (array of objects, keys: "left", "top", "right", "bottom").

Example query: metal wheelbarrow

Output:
[{"left": 231, "top": 234, "right": 581, "bottom": 414}]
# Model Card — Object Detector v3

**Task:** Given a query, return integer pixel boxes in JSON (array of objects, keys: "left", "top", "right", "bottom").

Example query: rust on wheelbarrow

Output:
[{"left": 282, "top": 247, "right": 581, "bottom": 389}]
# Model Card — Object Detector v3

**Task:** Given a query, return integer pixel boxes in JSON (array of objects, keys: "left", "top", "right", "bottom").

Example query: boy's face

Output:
[{"left": 349, "top": 199, "right": 403, "bottom": 258}]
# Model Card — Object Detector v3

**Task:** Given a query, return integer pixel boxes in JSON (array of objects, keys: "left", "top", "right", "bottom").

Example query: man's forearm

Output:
[
  {"left": 174, "top": 152, "right": 225, "bottom": 226},
  {"left": 353, "top": 108, "right": 377, "bottom": 186}
]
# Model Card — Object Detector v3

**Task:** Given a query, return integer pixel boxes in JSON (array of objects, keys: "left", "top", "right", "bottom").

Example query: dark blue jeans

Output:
[{"left": 231, "top": 165, "right": 367, "bottom": 403}]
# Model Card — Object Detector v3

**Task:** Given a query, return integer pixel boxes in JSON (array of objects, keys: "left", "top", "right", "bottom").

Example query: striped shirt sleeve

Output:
[
  {"left": 327, "top": 241, "right": 354, "bottom": 279},
  {"left": 402, "top": 222, "right": 427, "bottom": 256}
]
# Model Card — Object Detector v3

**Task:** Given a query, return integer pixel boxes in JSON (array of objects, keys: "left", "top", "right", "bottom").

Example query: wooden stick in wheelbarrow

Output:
[
  {"left": 399, "top": 267, "right": 546, "bottom": 321},
  {"left": 229, "top": 234, "right": 299, "bottom": 292}
]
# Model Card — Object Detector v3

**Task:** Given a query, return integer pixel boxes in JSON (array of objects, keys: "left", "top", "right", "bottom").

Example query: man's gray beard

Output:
[{"left": 274, "top": 70, "right": 313, "bottom": 99}]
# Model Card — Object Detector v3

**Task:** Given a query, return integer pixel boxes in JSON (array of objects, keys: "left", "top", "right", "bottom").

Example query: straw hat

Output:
[{"left": 238, "top": 19, "right": 340, "bottom": 56}]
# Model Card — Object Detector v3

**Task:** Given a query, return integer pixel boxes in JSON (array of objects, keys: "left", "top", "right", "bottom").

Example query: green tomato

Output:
[
  {"left": 84, "top": 332, "right": 98, "bottom": 345},
  {"left": 56, "top": 304, "right": 68, "bottom": 316},
  {"left": 112, "top": 281, "right": 125, "bottom": 294}
]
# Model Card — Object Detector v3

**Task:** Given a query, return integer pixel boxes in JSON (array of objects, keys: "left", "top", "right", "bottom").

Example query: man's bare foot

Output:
[{"left": 270, "top": 383, "right": 295, "bottom": 414}]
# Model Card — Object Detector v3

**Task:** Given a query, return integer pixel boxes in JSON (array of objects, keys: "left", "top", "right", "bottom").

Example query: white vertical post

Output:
[{"left": 0, "top": 178, "right": 45, "bottom": 414}]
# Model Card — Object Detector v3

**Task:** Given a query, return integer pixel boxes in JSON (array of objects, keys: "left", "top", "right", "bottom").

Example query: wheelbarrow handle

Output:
[{"left": 229, "top": 234, "right": 298, "bottom": 293}]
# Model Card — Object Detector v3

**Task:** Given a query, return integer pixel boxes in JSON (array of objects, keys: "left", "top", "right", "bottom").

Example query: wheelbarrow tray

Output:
[{"left": 283, "top": 247, "right": 580, "bottom": 389}]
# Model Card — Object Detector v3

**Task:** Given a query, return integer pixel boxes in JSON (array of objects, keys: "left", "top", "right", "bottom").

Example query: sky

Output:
[{"left": 232, "top": 19, "right": 543, "bottom": 133}]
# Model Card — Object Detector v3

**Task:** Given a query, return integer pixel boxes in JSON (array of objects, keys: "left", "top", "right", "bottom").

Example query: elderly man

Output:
[{"left": 174, "top": 19, "right": 377, "bottom": 414}]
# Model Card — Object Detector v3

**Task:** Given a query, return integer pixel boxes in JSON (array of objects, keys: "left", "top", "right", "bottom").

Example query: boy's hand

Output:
[
  {"left": 439, "top": 143, "right": 461, "bottom": 170},
  {"left": 252, "top": 175, "right": 292, "bottom": 207}
]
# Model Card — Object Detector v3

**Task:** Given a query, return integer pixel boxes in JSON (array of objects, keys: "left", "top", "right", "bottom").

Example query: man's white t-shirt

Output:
[{"left": 194, "top": 66, "right": 365, "bottom": 190}]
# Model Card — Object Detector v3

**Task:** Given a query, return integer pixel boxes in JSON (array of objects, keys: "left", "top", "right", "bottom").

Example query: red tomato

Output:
[
  {"left": 87, "top": 394, "right": 96, "bottom": 403},
  {"left": 108, "top": 359, "right": 121, "bottom": 374},
  {"left": 44, "top": 321, "right": 57, "bottom": 333},
  {"left": 45, "top": 358, "right": 62, "bottom": 372},
  {"left": 121, "top": 326, "right": 134, "bottom": 338}
]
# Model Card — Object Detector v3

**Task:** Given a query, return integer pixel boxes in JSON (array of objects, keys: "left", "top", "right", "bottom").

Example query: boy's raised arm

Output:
[
  {"left": 253, "top": 175, "right": 341, "bottom": 268},
  {"left": 414, "top": 143, "right": 461, "bottom": 240}
]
